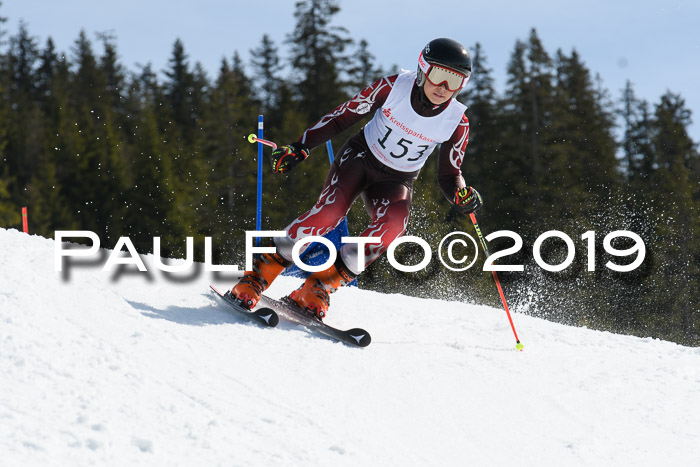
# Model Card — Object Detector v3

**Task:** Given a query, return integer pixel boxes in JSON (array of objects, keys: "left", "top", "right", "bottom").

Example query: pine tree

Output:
[
  {"left": 619, "top": 81, "right": 655, "bottom": 183},
  {"left": 551, "top": 49, "right": 619, "bottom": 220},
  {"left": 0, "top": 20, "right": 19, "bottom": 227},
  {"left": 196, "top": 55, "right": 260, "bottom": 261},
  {"left": 346, "top": 39, "right": 383, "bottom": 93},
  {"left": 26, "top": 150, "right": 74, "bottom": 234},
  {"left": 63, "top": 30, "right": 129, "bottom": 241},
  {"left": 164, "top": 39, "right": 193, "bottom": 140},
  {"left": 0, "top": 30, "right": 11, "bottom": 227},
  {"left": 282, "top": 1, "right": 354, "bottom": 226},
  {"left": 499, "top": 30, "right": 556, "bottom": 231},
  {"left": 287, "top": 0, "right": 352, "bottom": 120},
  {"left": 118, "top": 66, "right": 182, "bottom": 256},
  {"left": 610, "top": 81, "right": 656, "bottom": 332},
  {"left": 250, "top": 34, "right": 282, "bottom": 116},
  {"left": 3, "top": 21, "right": 41, "bottom": 190},
  {"left": 42, "top": 39, "right": 81, "bottom": 231},
  {"left": 161, "top": 38, "right": 208, "bottom": 254},
  {"left": 456, "top": 43, "right": 504, "bottom": 225},
  {"left": 22, "top": 38, "right": 74, "bottom": 235},
  {"left": 36, "top": 38, "right": 58, "bottom": 101},
  {"left": 97, "top": 31, "right": 126, "bottom": 126},
  {"left": 641, "top": 92, "right": 699, "bottom": 344},
  {"left": 548, "top": 49, "right": 622, "bottom": 328}
]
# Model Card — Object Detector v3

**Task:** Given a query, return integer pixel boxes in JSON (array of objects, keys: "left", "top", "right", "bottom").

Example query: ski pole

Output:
[
  {"left": 469, "top": 212, "right": 524, "bottom": 351},
  {"left": 247, "top": 133, "right": 277, "bottom": 150}
]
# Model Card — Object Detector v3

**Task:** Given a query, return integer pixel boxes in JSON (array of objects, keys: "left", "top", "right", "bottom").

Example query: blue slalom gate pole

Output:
[
  {"left": 256, "top": 115, "right": 264, "bottom": 246},
  {"left": 325, "top": 140, "right": 335, "bottom": 163}
]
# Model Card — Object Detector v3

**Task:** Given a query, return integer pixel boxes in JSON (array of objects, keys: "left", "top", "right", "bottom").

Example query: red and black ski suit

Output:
[{"left": 275, "top": 73, "right": 471, "bottom": 275}]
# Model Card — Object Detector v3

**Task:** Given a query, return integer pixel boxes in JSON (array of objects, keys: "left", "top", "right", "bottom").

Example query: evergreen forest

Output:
[{"left": 1, "top": 1, "right": 698, "bottom": 345}]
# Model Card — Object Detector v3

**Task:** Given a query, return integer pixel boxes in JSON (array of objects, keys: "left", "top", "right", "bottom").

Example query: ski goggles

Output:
[{"left": 418, "top": 51, "right": 470, "bottom": 92}]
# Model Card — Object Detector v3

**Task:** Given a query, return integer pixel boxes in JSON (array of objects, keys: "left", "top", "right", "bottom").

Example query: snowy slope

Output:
[{"left": 1, "top": 227, "right": 699, "bottom": 467}]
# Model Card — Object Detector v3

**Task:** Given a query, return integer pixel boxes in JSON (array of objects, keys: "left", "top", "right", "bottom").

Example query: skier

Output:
[{"left": 231, "top": 38, "right": 483, "bottom": 319}]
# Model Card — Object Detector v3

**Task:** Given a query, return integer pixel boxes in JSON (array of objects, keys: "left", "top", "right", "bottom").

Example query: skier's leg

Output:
[
  {"left": 232, "top": 142, "right": 366, "bottom": 307},
  {"left": 340, "top": 181, "right": 413, "bottom": 274},
  {"left": 291, "top": 181, "right": 413, "bottom": 318},
  {"left": 275, "top": 143, "right": 368, "bottom": 262}
]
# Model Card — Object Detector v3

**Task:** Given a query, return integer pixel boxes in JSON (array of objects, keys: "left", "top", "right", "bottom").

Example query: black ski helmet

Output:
[{"left": 417, "top": 38, "right": 472, "bottom": 91}]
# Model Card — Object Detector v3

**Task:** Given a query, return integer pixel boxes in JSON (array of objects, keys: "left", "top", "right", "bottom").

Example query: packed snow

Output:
[{"left": 1, "top": 227, "right": 699, "bottom": 466}]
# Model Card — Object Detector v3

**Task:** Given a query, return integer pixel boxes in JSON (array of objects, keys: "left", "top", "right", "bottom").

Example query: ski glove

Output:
[
  {"left": 270, "top": 142, "right": 310, "bottom": 174},
  {"left": 454, "top": 186, "right": 483, "bottom": 214}
]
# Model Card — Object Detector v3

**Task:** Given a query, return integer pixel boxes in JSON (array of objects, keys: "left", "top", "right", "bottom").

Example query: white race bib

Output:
[{"left": 363, "top": 71, "right": 466, "bottom": 172}]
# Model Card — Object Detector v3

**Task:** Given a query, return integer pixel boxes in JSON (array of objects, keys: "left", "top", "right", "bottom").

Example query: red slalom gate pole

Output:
[
  {"left": 22, "top": 206, "right": 28, "bottom": 233},
  {"left": 469, "top": 212, "right": 523, "bottom": 351}
]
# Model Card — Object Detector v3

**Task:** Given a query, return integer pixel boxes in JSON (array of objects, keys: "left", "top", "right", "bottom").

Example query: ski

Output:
[
  {"left": 259, "top": 294, "right": 371, "bottom": 347},
  {"left": 209, "top": 285, "right": 279, "bottom": 327}
]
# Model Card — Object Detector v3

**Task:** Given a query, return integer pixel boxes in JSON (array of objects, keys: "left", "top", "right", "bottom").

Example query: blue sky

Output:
[{"left": 3, "top": 0, "right": 700, "bottom": 140}]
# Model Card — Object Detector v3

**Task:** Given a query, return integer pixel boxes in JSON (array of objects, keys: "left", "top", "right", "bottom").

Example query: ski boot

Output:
[
  {"left": 231, "top": 251, "right": 291, "bottom": 309},
  {"left": 288, "top": 259, "right": 355, "bottom": 320}
]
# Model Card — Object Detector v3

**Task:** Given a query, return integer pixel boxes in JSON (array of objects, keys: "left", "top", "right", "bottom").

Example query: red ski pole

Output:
[{"left": 469, "top": 212, "right": 523, "bottom": 351}]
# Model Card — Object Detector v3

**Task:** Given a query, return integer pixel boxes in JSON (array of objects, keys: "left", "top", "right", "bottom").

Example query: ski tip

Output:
[{"left": 347, "top": 328, "right": 371, "bottom": 347}]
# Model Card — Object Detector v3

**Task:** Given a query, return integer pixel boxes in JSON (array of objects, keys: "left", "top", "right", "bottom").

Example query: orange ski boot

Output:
[
  {"left": 231, "top": 251, "right": 291, "bottom": 309},
  {"left": 288, "top": 260, "right": 355, "bottom": 320}
]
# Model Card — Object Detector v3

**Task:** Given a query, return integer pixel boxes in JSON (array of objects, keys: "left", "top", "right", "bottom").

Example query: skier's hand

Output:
[
  {"left": 454, "top": 186, "right": 483, "bottom": 214},
  {"left": 270, "top": 142, "right": 310, "bottom": 174}
]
